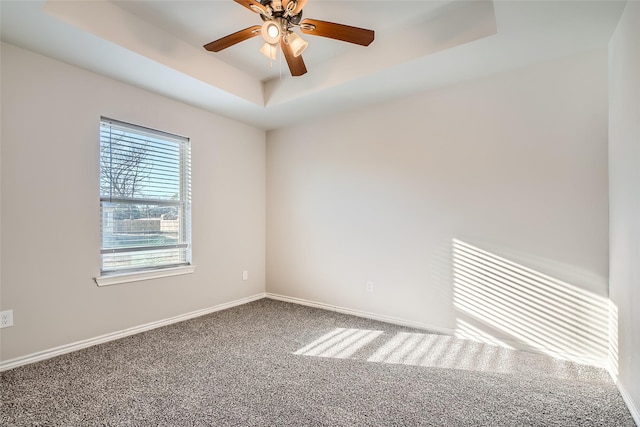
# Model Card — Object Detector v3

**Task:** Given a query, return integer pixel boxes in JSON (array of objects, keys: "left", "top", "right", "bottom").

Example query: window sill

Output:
[{"left": 94, "top": 265, "right": 196, "bottom": 287}]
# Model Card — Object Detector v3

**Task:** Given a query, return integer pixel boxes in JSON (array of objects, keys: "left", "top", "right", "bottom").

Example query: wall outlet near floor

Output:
[
  {"left": 366, "top": 281, "right": 374, "bottom": 292},
  {"left": 1, "top": 310, "right": 14, "bottom": 328},
  {"left": 242, "top": 270, "right": 248, "bottom": 281}
]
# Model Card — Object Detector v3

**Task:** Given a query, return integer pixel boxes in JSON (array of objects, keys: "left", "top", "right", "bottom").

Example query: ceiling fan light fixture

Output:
[
  {"left": 286, "top": 32, "right": 308, "bottom": 57},
  {"left": 261, "top": 20, "right": 281, "bottom": 44},
  {"left": 259, "top": 42, "right": 278, "bottom": 60}
]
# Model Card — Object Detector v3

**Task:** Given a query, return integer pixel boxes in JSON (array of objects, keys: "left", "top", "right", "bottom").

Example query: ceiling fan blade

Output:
[
  {"left": 281, "top": 38, "right": 307, "bottom": 76},
  {"left": 233, "top": 0, "right": 269, "bottom": 16},
  {"left": 203, "top": 25, "right": 261, "bottom": 52},
  {"left": 300, "top": 19, "right": 374, "bottom": 46}
]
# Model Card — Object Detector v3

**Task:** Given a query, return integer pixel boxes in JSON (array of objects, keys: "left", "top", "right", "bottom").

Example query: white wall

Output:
[
  {"left": 0, "top": 43, "right": 265, "bottom": 362},
  {"left": 609, "top": 1, "right": 640, "bottom": 421},
  {"left": 267, "top": 48, "right": 610, "bottom": 364}
]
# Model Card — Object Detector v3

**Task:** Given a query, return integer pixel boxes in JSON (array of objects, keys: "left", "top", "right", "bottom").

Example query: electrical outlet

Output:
[
  {"left": 366, "top": 281, "right": 374, "bottom": 292},
  {"left": 242, "top": 270, "right": 248, "bottom": 281},
  {"left": 1, "top": 310, "right": 13, "bottom": 328}
]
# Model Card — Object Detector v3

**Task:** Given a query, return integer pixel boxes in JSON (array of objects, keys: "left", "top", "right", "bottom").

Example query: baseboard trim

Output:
[
  {"left": 0, "top": 293, "right": 267, "bottom": 372},
  {"left": 614, "top": 379, "right": 640, "bottom": 426},
  {"left": 265, "top": 293, "right": 455, "bottom": 335}
]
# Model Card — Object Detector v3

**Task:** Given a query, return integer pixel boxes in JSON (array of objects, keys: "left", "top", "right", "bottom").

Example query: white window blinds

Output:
[{"left": 100, "top": 117, "right": 191, "bottom": 275}]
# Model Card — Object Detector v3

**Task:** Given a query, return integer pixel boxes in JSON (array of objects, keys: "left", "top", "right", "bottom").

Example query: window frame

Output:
[{"left": 95, "top": 117, "right": 194, "bottom": 286}]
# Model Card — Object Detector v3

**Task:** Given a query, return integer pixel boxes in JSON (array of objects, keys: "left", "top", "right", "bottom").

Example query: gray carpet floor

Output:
[{"left": 0, "top": 298, "right": 635, "bottom": 426}]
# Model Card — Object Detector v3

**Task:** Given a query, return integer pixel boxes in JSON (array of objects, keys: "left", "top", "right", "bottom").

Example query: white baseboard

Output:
[
  {"left": 0, "top": 293, "right": 267, "bottom": 372},
  {"left": 613, "top": 377, "right": 640, "bottom": 426},
  {"left": 265, "top": 292, "right": 455, "bottom": 335}
]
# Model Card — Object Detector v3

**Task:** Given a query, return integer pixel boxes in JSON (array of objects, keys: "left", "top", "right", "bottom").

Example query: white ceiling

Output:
[{"left": 0, "top": 0, "right": 627, "bottom": 130}]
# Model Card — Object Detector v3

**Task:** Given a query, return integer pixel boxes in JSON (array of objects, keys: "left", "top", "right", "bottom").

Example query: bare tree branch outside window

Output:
[{"left": 100, "top": 134, "right": 152, "bottom": 219}]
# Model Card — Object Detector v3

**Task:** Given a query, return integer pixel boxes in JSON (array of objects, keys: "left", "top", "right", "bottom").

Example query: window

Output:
[{"left": 99, "top": 117, "right": 191, "bottom": 278}]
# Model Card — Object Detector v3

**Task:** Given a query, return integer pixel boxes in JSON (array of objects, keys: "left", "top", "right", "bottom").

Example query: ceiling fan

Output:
[{"left": 203, "top": 0, "right": 375, "bottom": 77}]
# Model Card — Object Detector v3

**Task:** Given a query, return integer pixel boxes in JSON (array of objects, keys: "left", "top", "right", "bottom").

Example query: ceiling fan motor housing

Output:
[{"left": 259, "top": 0, "right": 303, "bottom": 25}]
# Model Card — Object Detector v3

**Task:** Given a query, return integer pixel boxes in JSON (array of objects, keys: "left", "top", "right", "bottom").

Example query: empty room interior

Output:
[{"left": 1, "top": 0, "right": 639, "bottom": 425}]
